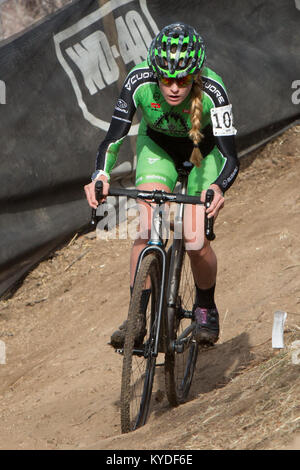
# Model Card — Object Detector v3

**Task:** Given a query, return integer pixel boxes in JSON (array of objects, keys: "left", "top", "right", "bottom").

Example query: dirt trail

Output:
[{"left": 0, "top": 126, "right": 299, "bottom": 450}]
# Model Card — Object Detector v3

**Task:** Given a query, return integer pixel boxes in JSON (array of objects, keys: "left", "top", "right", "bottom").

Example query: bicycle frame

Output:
[
  {"left": 93, "top": 172, "right": 215, "bottom": 358},
  {"left": 133, "top": 175, "right": 189, "bottom": 358}
]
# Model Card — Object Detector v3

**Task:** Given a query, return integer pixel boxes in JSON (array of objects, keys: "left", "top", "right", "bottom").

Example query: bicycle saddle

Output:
[{"left": 177, "top": 161, "right": 194, "bottom": 179}]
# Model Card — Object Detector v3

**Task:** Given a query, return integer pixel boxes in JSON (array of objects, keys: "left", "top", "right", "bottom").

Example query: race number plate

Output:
[{"left": 210, "top": 104, "right": 237, "bottom": 136}]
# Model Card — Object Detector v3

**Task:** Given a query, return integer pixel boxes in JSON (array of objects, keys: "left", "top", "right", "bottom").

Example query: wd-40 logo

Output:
[{"left": 53, "top": 0, "right": 158, "bottom": 134}]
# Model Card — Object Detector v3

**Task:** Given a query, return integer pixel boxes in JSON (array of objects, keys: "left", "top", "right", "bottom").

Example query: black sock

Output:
[{"left": 195, "top": 284, "right": 216, "bottom": 309}]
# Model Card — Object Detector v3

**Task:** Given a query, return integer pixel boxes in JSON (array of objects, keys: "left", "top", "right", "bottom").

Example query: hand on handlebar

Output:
[
  {"left": 201, "top": 184, "right": 224, "bottom": 220},
  {"left": 84, "top": 175, "right": 110, "bottom": 209}
]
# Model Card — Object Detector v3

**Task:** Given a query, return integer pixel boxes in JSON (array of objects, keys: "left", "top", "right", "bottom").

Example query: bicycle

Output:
[{"left": 91, "top": 161, "right": 215, "bottom": 433}]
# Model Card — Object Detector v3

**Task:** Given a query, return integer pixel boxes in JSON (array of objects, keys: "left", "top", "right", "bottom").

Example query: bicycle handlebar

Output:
[{"left": 91, "top": 181, "right": 215, "bottom": 240}]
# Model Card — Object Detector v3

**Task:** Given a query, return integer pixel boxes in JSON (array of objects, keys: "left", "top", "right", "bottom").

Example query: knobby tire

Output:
[{"left": 121, "top": 252, "right": 162, "bottom": 433}]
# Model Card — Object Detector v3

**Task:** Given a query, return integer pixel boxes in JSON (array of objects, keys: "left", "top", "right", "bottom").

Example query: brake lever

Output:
[
  {"left": 91, "top": 180, "right": 104, "bottom": 227},
  {"left": 205, "top": 189, "right": 216, "bottom": 241}
]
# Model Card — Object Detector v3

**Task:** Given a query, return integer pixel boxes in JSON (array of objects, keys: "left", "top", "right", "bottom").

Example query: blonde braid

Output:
[{"left": 189, "top": 73, "right": 204, "bottom": 167}]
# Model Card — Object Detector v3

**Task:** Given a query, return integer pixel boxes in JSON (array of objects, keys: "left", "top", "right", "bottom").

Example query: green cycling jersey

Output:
[{"left": 95, "top": 60, "right": 239, "bottom": 194}]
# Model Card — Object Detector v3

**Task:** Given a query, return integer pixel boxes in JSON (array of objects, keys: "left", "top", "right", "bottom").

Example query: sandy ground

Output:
[{"left": 0, "top": 126, "right": 299, "bottom": 450}]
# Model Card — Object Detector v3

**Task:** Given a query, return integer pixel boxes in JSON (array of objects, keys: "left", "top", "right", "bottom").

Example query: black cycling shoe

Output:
[
  {"left": 193, "top": 307, "right": 219, "bottom": 345},
  {"left": 110, "top": 316, "right": 146, "bottom": 349}
]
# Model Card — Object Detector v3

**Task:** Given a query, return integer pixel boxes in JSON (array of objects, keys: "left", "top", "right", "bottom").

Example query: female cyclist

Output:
[{"left": 84, "top": 23, "right": 239, "bottom": 348}]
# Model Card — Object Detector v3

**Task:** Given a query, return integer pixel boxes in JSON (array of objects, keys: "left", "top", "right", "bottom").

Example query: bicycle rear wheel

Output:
[
  {"left": 165, "top": 244, "right": 198, "bottom": 406},
  {"left": 121, "top": 252, "right": 162, "bottom": 433}
]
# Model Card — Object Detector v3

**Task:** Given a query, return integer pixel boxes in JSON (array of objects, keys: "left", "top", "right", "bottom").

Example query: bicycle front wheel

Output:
[
  {"left": 165, "top": 245, "right": 198, "bottom": 406},
  {"left": 121, "top": 252, "right": 162, "bottom": 433}
]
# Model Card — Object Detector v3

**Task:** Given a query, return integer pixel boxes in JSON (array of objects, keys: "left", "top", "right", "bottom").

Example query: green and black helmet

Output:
[{"left": 147, "top": 23, "right": 206, "bottom": 79}]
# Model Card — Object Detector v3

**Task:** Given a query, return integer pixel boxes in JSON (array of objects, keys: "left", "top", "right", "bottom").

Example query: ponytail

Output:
[{"left": 189, "top": 73, "right": 204, "bottom": 167}]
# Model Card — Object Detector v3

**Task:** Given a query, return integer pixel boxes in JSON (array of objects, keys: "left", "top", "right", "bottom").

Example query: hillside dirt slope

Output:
[{"left": 0, "top": 126, "right": 299, "bottom": 450}]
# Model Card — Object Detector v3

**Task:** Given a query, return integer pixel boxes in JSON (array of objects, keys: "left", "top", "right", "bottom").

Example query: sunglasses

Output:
[{"left": 159, "top": 75, "right": 194, "bottom": 88}]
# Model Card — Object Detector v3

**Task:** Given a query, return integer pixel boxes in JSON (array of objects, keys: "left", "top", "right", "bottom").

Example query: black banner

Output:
[{"left": 0, "top": 0, "right": 300, "bottom": 296}]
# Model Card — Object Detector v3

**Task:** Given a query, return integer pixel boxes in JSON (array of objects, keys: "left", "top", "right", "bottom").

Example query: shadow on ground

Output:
[{"left": 152, "top": 332, "right": 253, "bottom": 416}]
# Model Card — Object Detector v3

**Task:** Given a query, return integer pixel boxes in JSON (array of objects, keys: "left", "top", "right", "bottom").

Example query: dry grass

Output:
[{"left": 177, "top": 336, "right": 300, "bottom": 450}]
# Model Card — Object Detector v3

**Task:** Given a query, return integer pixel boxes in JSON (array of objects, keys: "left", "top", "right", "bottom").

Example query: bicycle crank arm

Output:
[
  {"left": 172, "top": 323, "right": 196, "bottom": 353},
  {"left": 172, "top": 336, "right": 196, "bottom": 353},
  {"left": 177, "top": 323, "right": 195, "bottom": 342}
]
